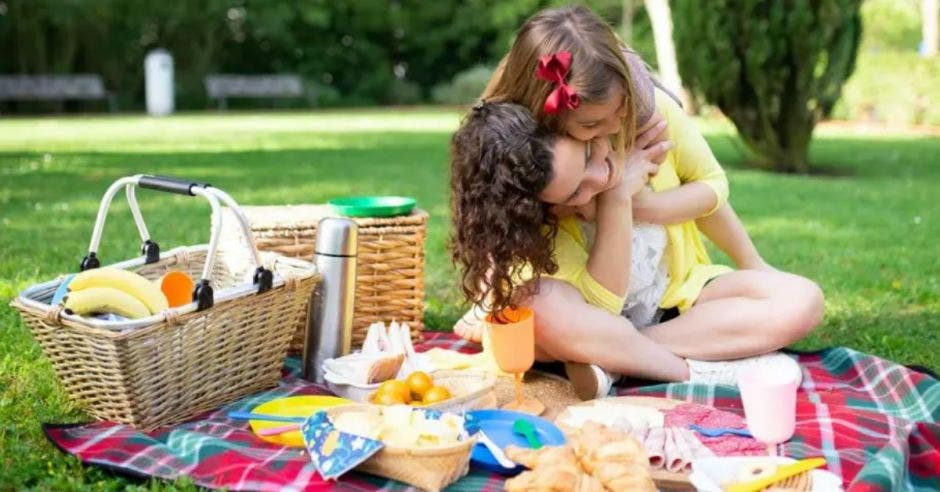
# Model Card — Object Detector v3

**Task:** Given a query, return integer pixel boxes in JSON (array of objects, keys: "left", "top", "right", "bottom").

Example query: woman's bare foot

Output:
[{"left": 453, "top": 306, "right": 485, "bottom": 343}]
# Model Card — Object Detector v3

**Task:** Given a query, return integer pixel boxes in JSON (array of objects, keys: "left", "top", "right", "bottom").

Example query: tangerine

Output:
[
  {"left": 373, "top": 391, "right": 404, "bottom": 405},
  {"left": 377, "top": 379, "right": 411, "bottom": 403},
  {"left": 406, "top": 371, "right": 433, "bottom": 399},
  {"left": 422, "top": 386, "right": 452, "bottom": 405}
]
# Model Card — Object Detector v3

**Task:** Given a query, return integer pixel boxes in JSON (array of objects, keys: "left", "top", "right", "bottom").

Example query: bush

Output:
[
  {"left": 832, "top": 51, "right": 940, "bottom": 125},
  {"left": 673, "top": 0, "right": 863, "bottom": 173},
  {"left": 828, "top": 0, "right": 939, "bottom": 125},
  {"left": 431, "top": 65, "right": 494, "bottom": 104}
]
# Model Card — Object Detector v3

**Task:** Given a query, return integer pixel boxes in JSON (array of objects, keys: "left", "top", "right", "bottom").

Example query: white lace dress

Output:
[{"left": 579, "top": 219, "right": 670, "bottom": 328}]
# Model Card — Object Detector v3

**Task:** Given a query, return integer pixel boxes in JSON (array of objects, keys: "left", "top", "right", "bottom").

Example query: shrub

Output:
[
  {"left": 386, "top": 79, "right": 423, "bottom": 105},
  {"left": 431, "top": 65, "right": 494, "bottom": 105},
  {"left": 832, "top": 51, "right": 940, "bottom": 125},
  {"left": 673, "top": 0, "right": 863, "bottom": 173}
]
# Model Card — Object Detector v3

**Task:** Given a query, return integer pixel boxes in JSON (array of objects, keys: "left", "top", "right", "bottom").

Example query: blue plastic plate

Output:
[{"left": 464, "top": 409, "right": 566, "bottom": 476}]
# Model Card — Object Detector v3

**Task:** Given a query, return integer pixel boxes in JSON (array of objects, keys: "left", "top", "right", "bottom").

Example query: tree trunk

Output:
[
  {"left": 924, "top": 0, "right": 939, "bottom": 57},
  {"left": 644, "top": 0, "right": 692, "bottom": 110},
  {"left": 622, "top": 0, "right": 635, "bottom": 44}
]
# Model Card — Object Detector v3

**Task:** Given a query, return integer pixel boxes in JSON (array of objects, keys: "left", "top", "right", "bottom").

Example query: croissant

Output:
[
  {"left": 503, "top": 421, "right": 655, "bottom": 492},
  {"left": 505, "top": 445, "right": 589, "bottom": 492}
]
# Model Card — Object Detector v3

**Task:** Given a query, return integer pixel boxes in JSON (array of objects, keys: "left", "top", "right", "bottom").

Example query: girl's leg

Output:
[
  {"left": 641, "top": 269, "right": 824, "bottom": 360},
  {"left": 526, "top": 278, "right": 690, "bottom": 382}
]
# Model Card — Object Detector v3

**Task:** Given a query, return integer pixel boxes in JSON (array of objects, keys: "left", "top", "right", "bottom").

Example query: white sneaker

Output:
[
  {"left": 565, "top": 362, "right": 620, "bottom": 400},
  {"left": 686, "top": 352, "right": 801, "bottom": 386}
]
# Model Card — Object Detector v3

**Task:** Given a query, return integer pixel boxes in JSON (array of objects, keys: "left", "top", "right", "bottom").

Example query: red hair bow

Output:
[{"left": 535, "top": 51, "right": 580, "bottom": 114}]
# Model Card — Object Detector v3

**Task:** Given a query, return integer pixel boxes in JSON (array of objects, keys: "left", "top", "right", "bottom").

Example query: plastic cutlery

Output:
[
  {"left": 726, "top": 457, "right": 827, "bottom": 492},
  {"left": 476, "top": 431, "right": 517, "bottom": 469},
  {"left": 689, "top": 424, "right": 753, "bottom": 438},
  {"left": 257, "top": 423, "right": 301, "bottom": 436},
  {"left": 512, "top": 419, "right": 542, "bottom": 449},
  {"left": 227, "top": 411, "right": 306, "bottom": 424}
]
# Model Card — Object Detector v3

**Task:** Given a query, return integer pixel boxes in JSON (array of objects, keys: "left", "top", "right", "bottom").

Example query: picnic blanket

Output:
[{"left": 44, "top": 333, "right": 940, "bottom": 491}]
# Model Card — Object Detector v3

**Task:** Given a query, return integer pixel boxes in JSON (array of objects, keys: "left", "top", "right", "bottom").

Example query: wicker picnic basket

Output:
[
  {"left": 326, "top": 404, "right": 476, "bottom": 492},
  {"left": 11, "top": 176, "right": 319, "bottom": 429},
  {"left": 217, "top": 204, "right": 427, "bottom": 351}
]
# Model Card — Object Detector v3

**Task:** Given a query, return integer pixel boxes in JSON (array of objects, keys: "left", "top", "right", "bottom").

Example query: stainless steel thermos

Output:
[{"left": 302, "top": 217, "right": 357, "bottom": 383}]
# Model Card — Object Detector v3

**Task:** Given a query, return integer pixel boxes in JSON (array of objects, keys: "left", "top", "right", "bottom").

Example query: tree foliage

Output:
[{"left": 672, "top": 0, "right": 863, "bottom": 173}]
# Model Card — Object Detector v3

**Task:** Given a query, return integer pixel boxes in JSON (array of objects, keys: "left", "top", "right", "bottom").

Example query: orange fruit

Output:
[
  {"left": 378, "top": 379, "right": 411, "bottom": 403},
  {"left": 406, "top": 371, "right": 433, "bottom": 399},
  {"left": 160, "top": 270, "right": 195, "bottom": 308},
  {"left": 373, "top": 391, "right": 404, "bottom": 405},
  {"left": 422, "top": 386, "right": 452, "bottom": 405}
]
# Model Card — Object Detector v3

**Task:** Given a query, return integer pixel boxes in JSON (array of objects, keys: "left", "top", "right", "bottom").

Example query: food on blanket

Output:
[
  {"left": 666, "top": 403, "right": 767, "bottom": 456},
  {"left": 63, "top": 286, "right": 152, "bottom": 319},
  {"left": 560, "top": 401, "right": 665, "bottom": 430},
  {"left": 324, "top": 352, "right": 405, "bottom": 385},
  {"left": 663, "top": 427, "right": 715, "bottom": 473},
  {"left": 361, "top": 321, "right": 435, "bottom": 377},
  {"left": 68, "top": 267, "right": 169, "bottom": 314},
  {"left": 505, "top": 422, "right": 655, "bottom": 492},
  {"left": 406, "top": 371, "right": 434, "bottom": 398},
  {"left": 736, "top": 460, "right": 779, "bottom": 482},
  {"left": 369, "top": 373, "right": 455, "bottom": 406},
  {"left": 159, "top": 270, "right": 195, "bottom": 308},
  {"left": 504, "top": 445, "right": 604, "bottom": 492},
  {"left": 373, "top": 391, "right": 405, "bottom": 405},
  {"left": 376, "top": 379, "right": 412, "bottom": 403},
  {"left": 421, "top": 386, "right": 451, "bottom": 404},
  {"left": 331, "top": 405, "right": 465, "bottom": 448},
  {"left": 644, "top": 426, "right": 666, "bottom": 468}
]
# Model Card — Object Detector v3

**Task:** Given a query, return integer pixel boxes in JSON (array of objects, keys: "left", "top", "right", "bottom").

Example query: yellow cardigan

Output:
[{"left": 546, "top": 90, "right": 733, "bottom": 315}]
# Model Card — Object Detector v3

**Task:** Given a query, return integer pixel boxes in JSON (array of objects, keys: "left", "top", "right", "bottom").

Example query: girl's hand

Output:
[
  {"left": 635, "top": 112, "right": 670, "bottom": 165},
  {"left": 600, "top": 140, "right": 672, "bottom": 207}
]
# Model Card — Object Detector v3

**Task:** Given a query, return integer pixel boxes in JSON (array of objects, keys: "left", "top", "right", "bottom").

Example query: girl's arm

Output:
[
  {"left": 695, "top": 204, "right": 773, "bottom": 270},
  {"left": 632, "top": 182, "right": 716, "bottom": 225},
  {"left": 635, "top": 93, "right": 769, "bottom": 269}
]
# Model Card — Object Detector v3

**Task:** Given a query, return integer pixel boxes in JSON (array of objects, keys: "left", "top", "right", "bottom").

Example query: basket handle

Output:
[{"left": 83, "top": 175, "right": 274, "bottom": 311}]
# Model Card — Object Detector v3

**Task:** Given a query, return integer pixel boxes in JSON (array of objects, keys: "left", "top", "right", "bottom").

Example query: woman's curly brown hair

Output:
[{"left": 450, "top": 102, "right": 559, "bottom": 317}]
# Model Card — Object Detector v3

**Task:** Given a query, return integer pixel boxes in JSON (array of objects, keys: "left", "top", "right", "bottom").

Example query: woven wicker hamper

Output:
[
  {"left": 10, "top": 176, "right": 320, "bottom": 429},
  {"left": 218, "top": 205, "right": 426, "bottom": 350}
]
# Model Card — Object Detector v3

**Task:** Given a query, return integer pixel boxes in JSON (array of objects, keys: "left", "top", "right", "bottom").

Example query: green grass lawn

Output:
[{"left": 1, "top": 108, "right": 938, "bottom": 489}]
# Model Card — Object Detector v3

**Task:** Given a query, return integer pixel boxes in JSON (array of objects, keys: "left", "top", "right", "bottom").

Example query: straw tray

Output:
[
  {"left": 218, "top": 204, "right": 427, "bottom": 351},
  {"left": 424, "top": 370, "right": 498, "bottom": 413},
  {"left": 326, "top": 404, "right": 476, "bottom": 492}
]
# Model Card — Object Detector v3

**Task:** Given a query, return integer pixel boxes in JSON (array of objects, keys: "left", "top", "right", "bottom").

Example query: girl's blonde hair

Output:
[{"left": 481, "top": 5, "right": 640, "bottom": 152}]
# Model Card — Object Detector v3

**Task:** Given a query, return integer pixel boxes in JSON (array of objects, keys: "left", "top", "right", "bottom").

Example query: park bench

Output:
[
  {"left": 0, "top": 74, "right": 117, "bottom": 112},
  {"left": 204, "top": 74, "right": 312, "bottom": 109}
]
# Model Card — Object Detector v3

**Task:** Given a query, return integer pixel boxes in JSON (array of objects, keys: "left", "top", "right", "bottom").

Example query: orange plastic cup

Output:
[
  {"left": 485, "top": 307, "right": 535, "bottom": 374},
  {"left": 160, "top": 270, "right": 195, "bottom": 308}
]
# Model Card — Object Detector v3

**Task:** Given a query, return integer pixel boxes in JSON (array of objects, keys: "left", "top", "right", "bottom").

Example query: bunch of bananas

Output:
[{"left": 62, "top": 268, "right": 170, "bottom": 320}]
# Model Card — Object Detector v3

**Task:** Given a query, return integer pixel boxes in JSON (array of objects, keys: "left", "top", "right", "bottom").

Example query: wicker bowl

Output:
[
  {"left": 325, "top": 404, "right": 476, "bottom": 491},
  {"left": 424, "top": 370, "right": 498, "bottom": 413}
]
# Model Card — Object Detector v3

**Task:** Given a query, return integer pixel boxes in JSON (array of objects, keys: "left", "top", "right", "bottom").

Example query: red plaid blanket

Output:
[{"left": 44, "top": 333, "right": 940, "bottom": 491}]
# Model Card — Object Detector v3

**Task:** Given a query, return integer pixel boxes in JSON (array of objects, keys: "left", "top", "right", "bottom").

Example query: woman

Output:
[{"left": 450, "top": 6, "right": 824, "bottom": 399}]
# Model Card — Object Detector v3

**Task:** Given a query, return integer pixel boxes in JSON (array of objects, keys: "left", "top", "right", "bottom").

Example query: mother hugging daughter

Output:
[{"left": 449, "top": 5, "right": 824, "bottom": 400}]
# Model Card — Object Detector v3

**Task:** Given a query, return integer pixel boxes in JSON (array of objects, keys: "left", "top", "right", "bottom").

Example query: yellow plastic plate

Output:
[{"left": 248, "top": 395, "right": 352, "bottom": 447}]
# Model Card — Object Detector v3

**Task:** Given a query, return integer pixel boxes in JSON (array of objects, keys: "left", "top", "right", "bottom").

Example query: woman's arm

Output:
[
  {"left": 586, "top": 199, "right": 634, "bottom": 297},
  {"left": 586, "top": 142, "right": 666, "bottom": 297}
]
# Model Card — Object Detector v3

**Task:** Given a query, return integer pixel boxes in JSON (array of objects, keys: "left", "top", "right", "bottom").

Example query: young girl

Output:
[{"left": 450, "top": 5, "right": 824, "bottom": 399}]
